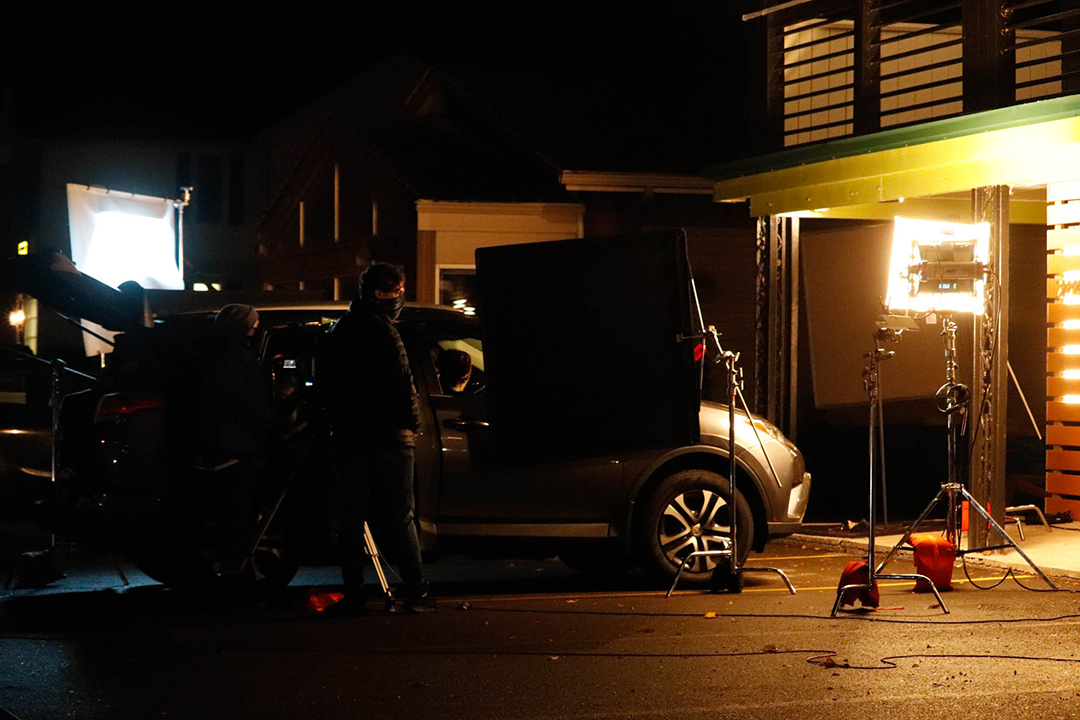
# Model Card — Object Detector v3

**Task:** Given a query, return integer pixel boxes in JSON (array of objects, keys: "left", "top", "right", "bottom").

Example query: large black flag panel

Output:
[
  {"left": 476, "top": 230, "right": 700, "bottom": 463},
  {"left": 0, "top": 252, "right": 147, "bottom": 332}
]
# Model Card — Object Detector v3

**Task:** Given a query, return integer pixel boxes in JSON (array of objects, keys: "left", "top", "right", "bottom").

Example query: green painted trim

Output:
[{"left": 706, "top": 96, "right": 1080, "bottom": 183}]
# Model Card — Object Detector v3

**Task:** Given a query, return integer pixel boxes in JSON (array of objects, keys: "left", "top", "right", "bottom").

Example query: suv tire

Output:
[{"left": 639, "top": 468, "right": 753, "bottom": 586}]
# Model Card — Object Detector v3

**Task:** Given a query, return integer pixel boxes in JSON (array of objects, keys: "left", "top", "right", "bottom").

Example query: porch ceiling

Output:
[{"left": 707, "top": 95, "right": 1080, "bottom": 222}]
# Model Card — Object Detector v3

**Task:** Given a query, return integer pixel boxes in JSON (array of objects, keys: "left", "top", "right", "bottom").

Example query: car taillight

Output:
[{"left": 95, "top": 393, "right": 165, "bottom": 423}]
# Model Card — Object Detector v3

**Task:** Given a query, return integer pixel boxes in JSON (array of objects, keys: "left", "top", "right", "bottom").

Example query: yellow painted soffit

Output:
[
  {"left": 714, "top": 115, "right": 1080, "bottom": 217},
  {"left": 788, "top": 197, "right": 1047, "bottom": 224}
]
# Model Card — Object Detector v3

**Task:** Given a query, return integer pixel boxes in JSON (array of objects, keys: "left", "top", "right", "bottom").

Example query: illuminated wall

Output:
[
  {"left": 415, "top": 201, "right": 585, "bottom": 305},
  {"left": 1045, "top": 181, "right": 1080, "bottom": 517}
]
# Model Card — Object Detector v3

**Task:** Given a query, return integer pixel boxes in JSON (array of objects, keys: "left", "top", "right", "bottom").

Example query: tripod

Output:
[
  {"left": 875, "top": 314, "right": 1056, "bottom": 591},
  {"left": 832, "top": 325, "right": 947, "bottom": 615},
  {"left": 241, "top": 431, "right": 396, "bottom": 604},
  {"left": 667, "top": 329, "right": 796, "bottom": 596}
]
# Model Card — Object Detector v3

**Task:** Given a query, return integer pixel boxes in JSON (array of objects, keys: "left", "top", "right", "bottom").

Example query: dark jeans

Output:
[{"left": 332, "top": 442, "right": 427, "bottom": 597}]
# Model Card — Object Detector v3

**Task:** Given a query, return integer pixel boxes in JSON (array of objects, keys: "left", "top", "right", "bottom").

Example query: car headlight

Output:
[
  {"left": 743, "top": 415, "right": 786, "bottom": 445},
  {"left": 787, "top": 472, "right": 811, "bottom": 518}
]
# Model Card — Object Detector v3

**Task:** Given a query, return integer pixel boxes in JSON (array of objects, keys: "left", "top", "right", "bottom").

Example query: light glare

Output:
[
  {"left": 80, "top": 212, "right": 183, "bottom": 291},
  {"left": 884, "top": 217, "right": 990, "bottom": 316}
]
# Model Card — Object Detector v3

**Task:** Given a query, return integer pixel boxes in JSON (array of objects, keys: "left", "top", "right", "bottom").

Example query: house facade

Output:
[
  {"left": 250, "top": 59, "right": 761, "bottom": 403},
  {"left": 720, "top": 0, "right": 1080, "bottom": 532}
]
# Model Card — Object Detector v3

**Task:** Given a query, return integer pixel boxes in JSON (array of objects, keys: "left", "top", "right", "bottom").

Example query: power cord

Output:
[{"left": 807, "top": 650, "right": 1080, "bottom": 671}]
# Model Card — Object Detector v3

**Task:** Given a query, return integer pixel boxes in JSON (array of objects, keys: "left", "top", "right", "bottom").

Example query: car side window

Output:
[{"left": 429, "top": 333, "right": 485, "bottom": 396}]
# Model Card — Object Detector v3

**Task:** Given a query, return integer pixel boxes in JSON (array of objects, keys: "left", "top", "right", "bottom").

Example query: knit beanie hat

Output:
[{"left": 215, "top": 304, "right": 259, "bottom": 335}]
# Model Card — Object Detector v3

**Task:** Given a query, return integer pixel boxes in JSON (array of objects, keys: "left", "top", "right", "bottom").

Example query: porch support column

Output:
[
  {"left": 755, "top": 215, "right": 800, "bottom": 440},
  {"left": 969, "top": 185, "right": 1010, "bottom": 548}
]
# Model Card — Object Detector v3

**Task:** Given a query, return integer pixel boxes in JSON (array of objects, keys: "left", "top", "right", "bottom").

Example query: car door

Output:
[{"left": 410, "top": 318, "right": 621, "bottom": 536}]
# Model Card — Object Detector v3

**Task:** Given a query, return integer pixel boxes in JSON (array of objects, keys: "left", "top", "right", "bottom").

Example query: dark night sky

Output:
[{"left": 7, "top": 6, "right": 753, "bottom": 156}]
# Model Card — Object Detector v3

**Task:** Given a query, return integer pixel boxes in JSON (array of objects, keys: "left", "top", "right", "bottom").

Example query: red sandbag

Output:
[
  {"left": 836, "top": 560, "right": 879, "bottom": 608},
  {"left": 910, "top": 533, "right": 955, "bottom": 592}
]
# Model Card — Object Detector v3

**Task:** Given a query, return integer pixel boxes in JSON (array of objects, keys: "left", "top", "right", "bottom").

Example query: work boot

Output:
[{"left": 398, "top": 590, "right": 437, "bottom": 614}]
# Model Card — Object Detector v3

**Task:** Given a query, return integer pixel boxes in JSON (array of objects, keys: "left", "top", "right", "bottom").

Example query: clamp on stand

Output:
[
  {"left": 668, "top": 329, "right": 796, "bottom": 596},
  {"left": 873, "top": 314, "right": 1056, "bottom": 603},
  {"left": 832, "top": 324, "right": 946, "bottom": 615}
]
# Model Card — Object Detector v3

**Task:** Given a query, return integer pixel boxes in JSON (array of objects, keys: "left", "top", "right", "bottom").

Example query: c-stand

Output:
[
  {"left": 831, "top": 321, "right": 947, "bottom": 615},
  {"left": 667, "top": 327, "right": 796, "bottom": 596},
  {"left": 874, "top": 314, "right": 1055, "bottom": 593}
]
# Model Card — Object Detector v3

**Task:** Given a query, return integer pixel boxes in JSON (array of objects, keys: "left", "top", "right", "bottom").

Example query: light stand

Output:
[
  {"left": 874, "top": 314, "right": 1056, "bottom": 589},
  {"left": 831, "top": 322, "right": 946, "bottom": 615},
  {"left": 1, "top": 344, "right": 98, "bottom": 588},
  {"left": 172, "top": 187, "right": 192, "bottom": 288},
  {"left": 667, "top": 328, "right": 796, "bottom": 596}
]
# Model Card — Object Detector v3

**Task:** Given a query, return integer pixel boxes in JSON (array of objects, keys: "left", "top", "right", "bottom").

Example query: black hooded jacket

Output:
[
  {"left": 192, "top": 329, "right": 272, "bottom": 467},
  {"left": 318, "top": 299, "right": 420, "bottom": 447}
]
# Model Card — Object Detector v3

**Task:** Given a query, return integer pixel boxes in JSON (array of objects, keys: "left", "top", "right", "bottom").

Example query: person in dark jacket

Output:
[
  {"left": 320, "top": 262, "right": 433, "bottom": 615},
  {"left": 195, "top": 303, "right": 273, "bottom": 577}
]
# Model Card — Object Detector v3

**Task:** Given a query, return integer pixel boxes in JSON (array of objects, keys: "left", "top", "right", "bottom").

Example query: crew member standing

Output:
[
  {"left": 319, "top": 262, "right": 434, "bottom": 615},
  {"left": 196, "top": 303, "right": 272, "bottom": 578}
]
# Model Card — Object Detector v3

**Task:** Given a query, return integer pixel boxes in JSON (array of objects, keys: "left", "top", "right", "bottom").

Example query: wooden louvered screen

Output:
[{"left": 1045, "top": 181, "right": 1080, "bottom": 517}]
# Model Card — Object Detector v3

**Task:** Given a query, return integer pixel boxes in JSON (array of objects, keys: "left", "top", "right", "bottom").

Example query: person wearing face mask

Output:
[{"left": 318, "top": 262, "right": 432, "bottom": 615}]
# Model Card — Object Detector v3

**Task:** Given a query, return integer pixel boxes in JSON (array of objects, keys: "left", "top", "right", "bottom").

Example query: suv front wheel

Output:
[{"left": 639, "top": 468, "right": 753, "bottom": 585}]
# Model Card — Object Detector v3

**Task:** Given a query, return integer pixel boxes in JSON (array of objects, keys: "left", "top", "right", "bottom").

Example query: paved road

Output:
[{"left": 3, "top": 540, "right": 1080, "bottom": 719}]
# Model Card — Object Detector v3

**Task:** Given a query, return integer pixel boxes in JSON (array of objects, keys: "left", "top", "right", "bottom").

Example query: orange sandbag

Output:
[
  {"left": 910, "top": 533, "right": 955, "bottom": 592},
  {"left": 836, "top": 560, "right": 879, "bottom": 608}
]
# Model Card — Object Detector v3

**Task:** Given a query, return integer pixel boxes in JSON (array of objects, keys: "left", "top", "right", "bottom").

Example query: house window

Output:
[{"left": 438, "top": 266, "right": 478, "bottom": 315}]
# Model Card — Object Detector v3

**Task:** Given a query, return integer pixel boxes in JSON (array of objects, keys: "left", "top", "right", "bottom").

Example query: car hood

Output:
[
  {"left": 1, "top": 252, "right": 148, "bottom": 332},
  {"left": 699, "top": 400, "right": 790, "bottom": 451}
]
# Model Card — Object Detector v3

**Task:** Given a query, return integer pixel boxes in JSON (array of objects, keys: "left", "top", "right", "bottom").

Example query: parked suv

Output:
[
  {"left": 47, "top": 299, "right": 809, "bottom": 589},
  {"left": 7, "top": 234, "right": 810, "bottom": 590}
]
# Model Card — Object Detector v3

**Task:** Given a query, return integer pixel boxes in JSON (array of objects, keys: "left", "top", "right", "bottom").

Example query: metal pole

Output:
[{"left": 175, "top": 187, "right": 192, "bottom": 288}]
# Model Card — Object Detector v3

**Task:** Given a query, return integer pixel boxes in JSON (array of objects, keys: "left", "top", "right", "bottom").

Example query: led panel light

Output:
[{"left": 885, "top": 216, "right": 990, "bottom": 315}]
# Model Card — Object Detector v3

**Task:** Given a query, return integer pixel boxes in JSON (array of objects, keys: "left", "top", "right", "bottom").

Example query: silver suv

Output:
[{"left": 57, "top": 300, "right": 808, "bottom": 589}]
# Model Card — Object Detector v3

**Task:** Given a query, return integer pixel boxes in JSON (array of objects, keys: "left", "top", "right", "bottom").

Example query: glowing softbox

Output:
[
  {"left": 67, "top": 185, "right": 182, "bottom": 355},
  {"left": 885, "top": 216, "right": 990, "bottom": 316},
  {"left": 67, "top": 185, "right": 183, "bottom": 291}
]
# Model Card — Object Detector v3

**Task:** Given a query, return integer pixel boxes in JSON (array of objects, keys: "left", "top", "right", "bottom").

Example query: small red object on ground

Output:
[{"left": 836, "top": 560, "right": 879, "bottom": 608}]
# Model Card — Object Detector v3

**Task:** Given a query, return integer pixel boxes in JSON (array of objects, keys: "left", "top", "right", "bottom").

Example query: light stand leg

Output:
[
  {"left": 959, "top": 489, "right": 1056, "bottom": 588},
  {"left": 363, "top": 521, "right": 395, "bottom": 605}
]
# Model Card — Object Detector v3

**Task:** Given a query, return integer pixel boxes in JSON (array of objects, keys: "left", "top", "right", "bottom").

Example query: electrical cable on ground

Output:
[
  {"left": 806, "top": 650, "right": 1080, "bottom": 671},
  {"left": 216, "top": 640, "right": 1080, "bottom": 676}
]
